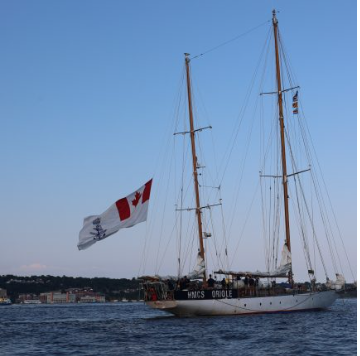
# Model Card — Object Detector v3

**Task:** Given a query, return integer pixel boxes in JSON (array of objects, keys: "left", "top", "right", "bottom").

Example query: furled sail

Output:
[
  {"left": 215, "top": 244, "right": 292, "bottom": 278},
  {"left": 141, "top": 254, "right": 205, "bottom": 281},
  {"left": 326, "top": 273, "right": 346, "bottom": 290}
]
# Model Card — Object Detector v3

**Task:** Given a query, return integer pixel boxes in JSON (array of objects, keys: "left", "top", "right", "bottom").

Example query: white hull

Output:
[{"left": 146, "top": 290, "right": 337, "bottom": 317}]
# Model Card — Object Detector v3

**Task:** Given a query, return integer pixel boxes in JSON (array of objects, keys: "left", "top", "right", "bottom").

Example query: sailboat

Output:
[{"left": 141, "top": 10, "right": 346, "bottom": 316}]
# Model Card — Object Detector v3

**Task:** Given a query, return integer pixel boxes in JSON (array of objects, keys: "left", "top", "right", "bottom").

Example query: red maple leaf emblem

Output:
[{"left": 132, "top": 191, "right": 142, "bottom": 207}]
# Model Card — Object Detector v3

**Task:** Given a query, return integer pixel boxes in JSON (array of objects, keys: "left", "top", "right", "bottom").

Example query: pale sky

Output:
[{"left": 0, "top": 1, "right": 356, "bottom": 282}]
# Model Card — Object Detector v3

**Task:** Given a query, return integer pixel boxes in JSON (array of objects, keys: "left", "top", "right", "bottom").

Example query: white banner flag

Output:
[{"left": 78, "top": 179, "right": 152, "bottom": 250}]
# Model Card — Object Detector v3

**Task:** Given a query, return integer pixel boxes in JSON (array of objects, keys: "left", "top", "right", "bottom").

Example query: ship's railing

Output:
[
  {"left": 141, "top": 279, "right": 313, "bottom": 300},
  {"left": 142, "top": 281, "right": 168, "bottom": 301}
]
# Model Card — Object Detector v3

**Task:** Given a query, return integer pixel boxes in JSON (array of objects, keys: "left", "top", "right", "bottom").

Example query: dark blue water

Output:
[{"left": 0, "top": 299, "right": 356, "bottom": 355}]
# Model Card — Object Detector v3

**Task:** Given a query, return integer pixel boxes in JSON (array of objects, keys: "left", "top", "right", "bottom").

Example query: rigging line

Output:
[
  {"left": 274, "top": 184, "right": 281, "bottom": 269},
  {"left": 155, "top": 138, "right": 177, "bottom": 274},
  {"left": 178, "top": 208, "right": 192, "bottom": 276},
  {"left": 177, "top": 131, "right": 187, "bottom": 276},
  {"left": 179, "top": 194, "right": 198, "bottom": 272},
  {"left": 275, "top": 113, "right": 282, "bottom": 260},
  {"left": 286, "top": 121, "right": 316, "bottom": 275},
  {"left": 278, "top": 30, "right": 299, "bottom": 91},
  {"left": 159, "top": 196, "right": 194, "bottom": 275},
  {"left": 293, "top": 169, "right": 329, "bottom": 279},
  {"left": 175, "top": 114, "right": 192, "bottom": 275},
  {"left": 157, "top": 218, "right": 181, "bottom": 274},
  {"left": 272, "top": 182, "right": 278, "bottom": 272},
  {"left": 279, "top": 32, "right": 324, "bottom": 277},
  {"left": 139, "top": 131, "right": 175, "bottom": 275},
  {"left": 219, "top": 27, "right": 272, "bottom": 185},
  {"left": 209, "top": 207, "right": 226, "bottom": 271},
  {"left": 191, "top": 19, "right": 271, "bottom": 60},
  {"left": 291, "top": 178, "right": 313, "bottom": 273},
  {"left": 258, "top": 33, "right": 273, "bottom": 170},
  {"left": 259, "top": 105, "right": 277, "bottom": 173},
  {"left": 296, "top": 112, "right": 344, "bottom": 276},
  {"left": 310, "top": 158, "right": 342, "bottom": 275},
  {"left": 226, "top": 96, "right": 259, "bottom": 236},
  {"left": 311, "top": 188, "right": 317, "bottom": 279},
  {"left": 298, "top": 107, "right": 355, "bottom": 281},
  {"left": 215, "top": 206, "right": 225, "bottom": 258},
  {"left": 290, "top": 183, "right": 314, "bottom": 276},
  {"left": 260, "top": 177, "right": 269, "bottom": 271},
  {"left": 227, "top": 44, "right": 272, "bottom": 226},
  {"left": 284, "top": 124, "right": 338, "bottom": 275},
  {"left": 139, "top": 68, "right": 186, "bottom": 275},
  {"left": 259, "top": 58, "right": 279, "bottom": 271},
  {"left": 261, "top": 103, "right": 279, "bottom": 268},
  {"left": 181, "top": 221, "right": 197, "bottom": 274},
  {"left": 259, "top": 87, "right": 268, "bottom": 271},
  {"left": 284, "top": 124, "right": 313, "bottom": 271},
  {"left": 219, "top": 195, "right": 230, "bottom": 271},
  {"left": 230, "top": 181, "right": 260, "bottom": 267},
  {"left": 175, "top": 144, "right": 193, "bottom": 207},
  {"left": 192, "top": 80, "right": 222, "bottom": 201},
  {"left": 268, "top": 184, "right": 272, "bottom": 272}
]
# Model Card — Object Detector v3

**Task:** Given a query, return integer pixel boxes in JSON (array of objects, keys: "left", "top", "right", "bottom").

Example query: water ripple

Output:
[{"left": 0, "top": 299, "right": 356, "bottom": 355}]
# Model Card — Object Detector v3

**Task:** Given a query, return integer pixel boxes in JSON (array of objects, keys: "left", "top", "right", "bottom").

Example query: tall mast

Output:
[
  {"left": 272, "top": 10, "right": 293, "bottom": 284},
  {"left": 184, "top": 54, "right": 206, "bottom": 282}
]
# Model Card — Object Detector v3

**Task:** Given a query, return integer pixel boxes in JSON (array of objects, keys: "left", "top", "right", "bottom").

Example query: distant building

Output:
[
  {"left": 40, "top": 292, "right": 76, "bottom": 304},
  {"left": 39, "top": 290, "right": 105, "bottom": 304},
  {"left": 79, "top": 294, "right": 106, "bottom": 303},
  {"left": 0, "top": 288, "right": 8, "bottom": 298},
  {"left": 18, "top": 293, "right": 40, "bottom": 303}
]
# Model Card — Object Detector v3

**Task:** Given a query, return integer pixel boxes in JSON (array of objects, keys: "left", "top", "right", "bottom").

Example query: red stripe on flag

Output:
[
  {"left": 142, "top": 179, "right": 153, "bottom": 203},
  {"left": 116, "top": 198, "right": 131, "bottom": 221}
]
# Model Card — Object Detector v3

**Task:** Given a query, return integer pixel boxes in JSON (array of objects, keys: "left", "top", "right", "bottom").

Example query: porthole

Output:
[
  {"left": 244, "top": 304, "right": 246, "bottom": 307},
  {"left": 279, "top": 301, "right": 281, "bottom": 304},
  {"left": 270, "top": 302, "right": 272, "bottom": 305},
  {"left": 260, "top": 303, "right": 262, "bottom": 306}
]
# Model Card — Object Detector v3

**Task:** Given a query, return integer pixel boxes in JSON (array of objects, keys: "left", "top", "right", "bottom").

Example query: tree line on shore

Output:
[{"left": 0, "top": 275, "right": 142, "bottom": 301}]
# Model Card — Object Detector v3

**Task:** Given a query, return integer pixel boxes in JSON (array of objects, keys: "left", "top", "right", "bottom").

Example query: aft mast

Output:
[
  {"left": 184, "top": 53, "right": 206, "bottom": 283},
  {"left": 272, "top": 10, "right": 293, "bottom": 285}
]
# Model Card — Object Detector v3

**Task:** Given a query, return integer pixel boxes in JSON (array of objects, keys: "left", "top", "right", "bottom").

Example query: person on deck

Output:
[
  {"left": 179, "top": 277, "right": 185, "bottom": 290},
  {"left": 244, "top": 274, "right": 249, "bottom": 289},
  {"left": 184, "top": 276, "right": 190, "bottom": 289},
  {"left": 221, "top": 278, "right": 226, "bottom": 289},
  {"left": 207, "top": 274, "right": 215, "bottom": 289},
  {"left": 255, "top": 277, "right": 259, "bottom": 296},
  {"left": 249, "top": 276, "right": 255, "bottom": 296},
  {"left": 167, "top": 279, "right": 174, "bottom": 291}
]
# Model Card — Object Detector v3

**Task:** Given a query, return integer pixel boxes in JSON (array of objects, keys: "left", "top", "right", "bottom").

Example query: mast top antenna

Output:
[{"left": 272, "top": 9, "right": 278, "bottom": 24}]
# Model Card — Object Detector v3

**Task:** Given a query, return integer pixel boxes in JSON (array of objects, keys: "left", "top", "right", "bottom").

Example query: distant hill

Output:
[{"left": 0, "top": 275, "right": 142, "bottom": 302}]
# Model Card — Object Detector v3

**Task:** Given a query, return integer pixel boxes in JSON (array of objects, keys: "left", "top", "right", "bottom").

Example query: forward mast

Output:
[{"left": 184, "top": 54, "right": 206, "bottom": 283}]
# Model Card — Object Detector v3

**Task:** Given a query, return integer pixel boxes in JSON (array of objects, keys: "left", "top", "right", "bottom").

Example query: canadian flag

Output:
[{"left": 78, "top": 179, "right": 152, "bottom": 250}]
